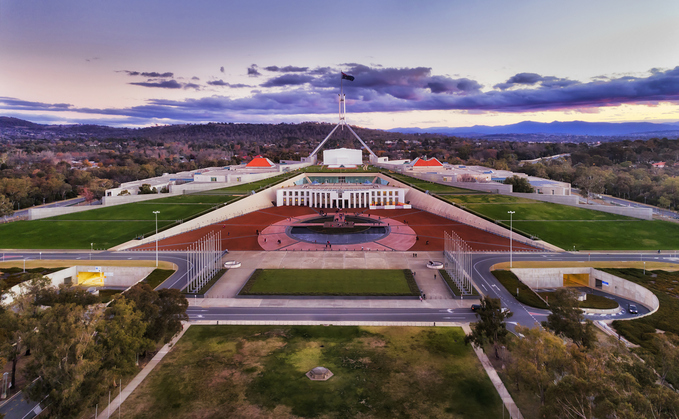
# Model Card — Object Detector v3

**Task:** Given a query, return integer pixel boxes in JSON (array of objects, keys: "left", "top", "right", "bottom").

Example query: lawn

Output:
[
  {"left": 386, "top": 173, "right": 476, "bottom": 194},
  {"left": 492, "top": 270, "right": 548, "bottom": 309},
  {"left": 0, "top": 194, "right": 239, "bottom": 249},
  {"left": 206, "top": 172, "right": 298, "bottom": 194},
  {"left": 239, "top": 269, "right": 420, "bottom": 296},
  {"left": 142, "top": 269, "right": 176, "bottom": 289},
  {"left": 446, "top": 195, "right": 679, "bottom": 250},
  {"left": 121, "top": 325, "right": 504, "bottom": 419}
]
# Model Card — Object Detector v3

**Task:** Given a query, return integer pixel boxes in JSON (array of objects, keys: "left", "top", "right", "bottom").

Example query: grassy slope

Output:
[
  {"left": 492, "top": 270, "right": 549, "bottom": 309},
  {"left": 123, "top": 325, "right": 503, "bottom": 419},
  {"left": 240, "top": 269, "right": 419, "bottom": 296},
  {"left": 446, "top": 194, "right": 679, "bottom": 250},
  {"left": 387, "top": 173, "right": 476, "bottom": 194}
]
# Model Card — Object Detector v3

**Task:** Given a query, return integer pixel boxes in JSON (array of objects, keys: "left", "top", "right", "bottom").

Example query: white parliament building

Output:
[{"left": 276, "top": 175, "right": 409, "bottom": 209}]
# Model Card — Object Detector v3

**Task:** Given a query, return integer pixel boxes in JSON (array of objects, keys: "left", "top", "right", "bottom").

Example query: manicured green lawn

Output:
[
  {"left": 122, "top": 325, "right": 503, "bottom": 419},
  {"left": 492, "top": 270, "right": 548, "bottom": 309},
  {"left": 0, "top": 220, "right": 171, "bottom": 249},
  {"left": 240, "top": 269, "right": 420, "bottom": 296},
  {"left": 49, "top": 202, "right": 217, "bottom": 221},
  {"left": 147, "top": 194, "right": 239, "bottom": 204},
  {"left": 444, "top": 194, "right": 538, "bottom": 204},
  {"left": 445, "top": 194, "right": 679, "bottom": 250},
  {"left": 387, "top": 173, "right": 476, "bottom": 194},
  {"left": 207, "top": 172, "right": 298, "bottom": 194},
  {"left": 142, "top": 269, "right": 176, "bottom": 289}
]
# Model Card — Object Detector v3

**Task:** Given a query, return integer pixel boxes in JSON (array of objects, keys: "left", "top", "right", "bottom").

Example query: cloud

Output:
[
  {"left": 6, "top": 65, "right": 679, "bottom": 125},
  {"left": 220, "top": 66, "right": 225, "bottom": 73},
  {"left": 123, "top": 70, "right": 174, "bottom": 78},
  {"left": 264, "top": 65, "right": 309, "bottom": 73},
  {"left": 129, "top": 80, "right": 184, "bottom": 89},
  {"left": 192, "top": 76, "right": 200, "bottom": 81},
  {"left": 207, "top": 80, "right": 250, "bottom": 88},
  {"left": 260, "top": 74, "right": 313, "bottom": 87},
  {"left": 0, "top": 97, "right": 72, "bottom": 111},
  {"left": 247, "top": 64, "right": 261, "bottom": 77},
  {"left": 494, "top": 72, "right": 576, "bottom": 90}
]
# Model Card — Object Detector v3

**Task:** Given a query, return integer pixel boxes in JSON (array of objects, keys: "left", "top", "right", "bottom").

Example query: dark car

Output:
[
  {"left": 628, "top": 304, "right": 638, "bottom": 314},
  {"left": 471, "top": 304, "right": 481, "bottom": 312}
]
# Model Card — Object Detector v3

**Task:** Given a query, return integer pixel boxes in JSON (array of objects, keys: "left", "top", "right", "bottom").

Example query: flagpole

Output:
[{"left": 340, "top": 72, "right": 344, "bottom": 128}]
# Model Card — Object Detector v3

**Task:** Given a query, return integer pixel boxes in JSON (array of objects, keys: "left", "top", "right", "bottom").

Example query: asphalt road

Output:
[{"left": 3, "top": 249, "right": 674, "bottom": 333}]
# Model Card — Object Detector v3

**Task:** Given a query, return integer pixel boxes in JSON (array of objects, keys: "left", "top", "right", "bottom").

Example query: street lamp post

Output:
[
  {"left": 90, "top": 243, "right": 93, "bottom": 260},
  {"left": 153, "top": 211, "right": 160, "bottom": 267},
  {"left": 508, "top": 211, "right": 515, "bottom": 269}
]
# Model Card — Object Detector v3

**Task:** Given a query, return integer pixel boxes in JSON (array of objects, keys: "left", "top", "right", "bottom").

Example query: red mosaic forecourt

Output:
[{"left": 133, "top": 206, "right": 538, "bottom": 252}]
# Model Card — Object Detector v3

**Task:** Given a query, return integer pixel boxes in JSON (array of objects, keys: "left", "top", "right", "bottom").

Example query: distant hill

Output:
[
  {"left": 0, "top": 117, "right": 449, "bottom": 143},
  {"left": 389, "top": 121, "right": 679, "bottom": 137}
]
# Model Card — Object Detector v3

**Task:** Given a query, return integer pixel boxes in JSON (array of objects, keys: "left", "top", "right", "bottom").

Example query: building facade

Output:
[{"left": 276, "top": 183, "right": 407, "bottom": 209}]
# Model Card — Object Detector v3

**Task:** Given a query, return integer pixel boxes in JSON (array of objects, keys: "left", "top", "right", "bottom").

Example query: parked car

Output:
[
  {"left": 470, "top": 304, "right": 481, "bottom": 312},
  {"left": 628, "top": 304, "right": 638, "bottom": 314}
]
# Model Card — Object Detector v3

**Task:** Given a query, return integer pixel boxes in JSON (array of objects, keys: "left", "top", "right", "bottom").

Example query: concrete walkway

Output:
[
  {"left": 96, "top": 322, "right": 190, "bottom": 419},
  {"left": 462, "top": 324, "right": 523, "bottom": 419}
]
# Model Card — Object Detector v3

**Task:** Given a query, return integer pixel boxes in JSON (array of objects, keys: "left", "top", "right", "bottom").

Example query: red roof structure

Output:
[
  {"left": 245, "top": 155, "right": 276, "bottom": 168},
  {"left": 411, "top": 157, "right": 443, "bottom": 167}
]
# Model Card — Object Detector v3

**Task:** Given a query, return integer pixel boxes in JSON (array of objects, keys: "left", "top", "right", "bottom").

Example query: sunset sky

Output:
[{"left": 1, "top": 0, "right": 679, "bottom": 129}]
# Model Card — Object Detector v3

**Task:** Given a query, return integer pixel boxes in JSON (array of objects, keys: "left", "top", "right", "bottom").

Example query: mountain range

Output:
[{"left": 389, "top": 120, "right": 679, "bottom": 137}]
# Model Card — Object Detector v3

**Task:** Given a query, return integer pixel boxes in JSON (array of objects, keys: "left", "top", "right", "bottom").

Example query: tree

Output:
[
  {"left": 138, "top": 183, "right": 158, "bottom": 194},
  {"left": 508, "top": 325, "right": 570, "bottom": 405},
  {"left": 503, "top": 175, "right": 534, "bottom": 193},
  {"left": 153, "top": 289, "right": 189, "bottom": 343},
  {"left": 97, "top": 298, "right": 151, "bottom": 377},
  {"left": 653, "top": 334, "right": 679, "bottom": 385},
  {"left": 543, "top": 288, "right": 596, "bottom": 348},
  {"left": 465, "top": 296, "right": 512, "bottom": 359},
  {"left": 124, "top": 283, "right": 188, "bottom": 343},
  {"left": 25, "top": 303, "right": 103, "bottom": 417},
  {"left": 0, "top": 194, "right": 13, "bottom": 217}
]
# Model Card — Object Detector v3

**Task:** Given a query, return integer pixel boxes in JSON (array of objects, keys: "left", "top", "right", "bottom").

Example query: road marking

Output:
[
  {"left": 442, "top": 317, "right": 464, "bottom": 320},
  {"left": 481, "top": 284, "right": 487, "bottom": 291}
]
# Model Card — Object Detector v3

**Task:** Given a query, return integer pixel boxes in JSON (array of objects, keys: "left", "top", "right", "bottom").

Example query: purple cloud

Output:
[
  {"left": 264, "top": 65, "right": 309, "bottom": 73},
  {"left": 5, "top": 65, "right": 679, "bottom": 125},
  {"left": 247, "top": 64, "right": 261, "bottom": 77},
  {"left": 261, "top": 74, "right": 313, "bottom": 87},
  {"left": 494, "top": 72, "right": 576, "bottom": 90},
  {"left": 124, "top": 70, "right": 174, "bottom": 78},
  {"left": 130, "top": 80, "right": 183, "bottom": 89},
  {"left": 207, "top": 80, "right": 250, "bottom": 88}
]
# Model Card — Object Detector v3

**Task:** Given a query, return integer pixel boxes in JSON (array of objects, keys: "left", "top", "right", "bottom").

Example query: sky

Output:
[{"left": 1, "top": 0, "right": 679, "bottom": 129}]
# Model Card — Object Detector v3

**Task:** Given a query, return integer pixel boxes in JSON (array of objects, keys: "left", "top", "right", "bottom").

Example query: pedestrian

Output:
[
  {"left": 426, "top": 240, "right": 429, "bottom": 245},
  {"left": 264, "top": 238, "right": 267, "bottom": 242},
  {"left": 423, "top": 293, "right": 426, "bottom": 299},
  {"left": 420, "top": 295, "right": 423, "bottom": 302}
]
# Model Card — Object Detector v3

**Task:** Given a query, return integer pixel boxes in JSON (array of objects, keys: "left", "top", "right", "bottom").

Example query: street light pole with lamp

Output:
[
  {"left": 153, "top": 211, "right": 160, "bottom": 267},
  {"left": 508, "top": 211, "right": 515, "bottom": 268},
  {"left": 90, "top": 243, "right": 93, "bottom": 260}
]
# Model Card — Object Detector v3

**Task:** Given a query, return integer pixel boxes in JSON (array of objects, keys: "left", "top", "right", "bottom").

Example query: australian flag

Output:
[{"left": 341, "top": 72, "right": 355, "bottom": 81}]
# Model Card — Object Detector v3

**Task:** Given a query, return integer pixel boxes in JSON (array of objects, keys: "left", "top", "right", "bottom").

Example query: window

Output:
[{"left": 211, "top": 177, "right": 217, "bottom": 182}]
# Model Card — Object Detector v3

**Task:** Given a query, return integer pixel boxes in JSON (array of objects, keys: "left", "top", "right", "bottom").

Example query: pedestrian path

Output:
[
  {"left": 462, "top": 324, "right": 524, "bottom": 419},
  {"left": 96, "top": 322, "right": 190, "bottom": 419}
]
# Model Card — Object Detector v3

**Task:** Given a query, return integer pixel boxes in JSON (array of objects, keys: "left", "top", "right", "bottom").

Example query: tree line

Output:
[
  {"left": 0, "top": 274, "right": 188, "bottom": 418},
  {"left": 467, "top": 290, "right": 679, "bottom": 418}
]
